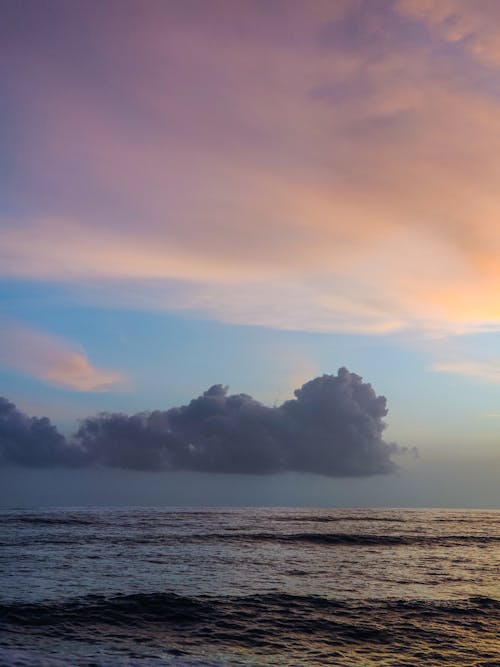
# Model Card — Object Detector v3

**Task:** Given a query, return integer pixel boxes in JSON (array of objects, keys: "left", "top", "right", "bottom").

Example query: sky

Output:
[{"left": 1, "top": 0, "right": 499, "bottom": 507}]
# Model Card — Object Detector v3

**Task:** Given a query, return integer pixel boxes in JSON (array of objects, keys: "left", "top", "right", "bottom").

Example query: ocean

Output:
[{"left": 0, "top": 507, "right": 498, "bottom": 666}]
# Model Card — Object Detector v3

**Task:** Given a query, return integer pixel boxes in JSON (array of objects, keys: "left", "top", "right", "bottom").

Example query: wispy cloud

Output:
[
  {"left": 0, "top": 321, "right": 125, "bottom": 392},
  {"left": 3, "top": 2, "right": 500, "bottom": 335},
  {"left": 432, "top": 360, "right": 500, "bottom": 384},
  {"left": 398, "top": 0, "right": 500, "bottom": 67}
]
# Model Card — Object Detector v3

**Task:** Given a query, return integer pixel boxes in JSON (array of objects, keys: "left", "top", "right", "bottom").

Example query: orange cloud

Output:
[{"left": 0, "top": 321, "right": 125, "bottom": 392}]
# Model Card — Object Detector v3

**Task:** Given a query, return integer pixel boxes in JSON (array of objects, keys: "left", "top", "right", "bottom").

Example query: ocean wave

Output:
[
  {"left": 0, "top": 592, "right": 211, "bottom": 628},
  {"left": 0, "top": 647, "right": 223, "bottom": 667},
  {"left": 273, "top": 515, "right": 408, "bottom": 523},
  {"left": 2, "top": 531, "right": 499, "bottom": 550},
  {"left": 2, "top": 592, "right": 498, "bottom": 666},
  {"left": 0, "top": 515, "right": 97, "bottom": 526},
  {"left": 2, "top": 591, "right": 498, "bottom": 630},
  {"left": 201, "top": 532, "right": 500, "bottom": 547}
]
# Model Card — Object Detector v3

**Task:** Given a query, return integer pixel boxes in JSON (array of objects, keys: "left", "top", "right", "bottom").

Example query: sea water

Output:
[{"left": 0, "top": 507, "right": 499, "bottom": 665}]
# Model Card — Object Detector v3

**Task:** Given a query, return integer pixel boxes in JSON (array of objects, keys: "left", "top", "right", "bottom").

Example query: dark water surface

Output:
[{"left": 0, "top": 507, "right": 499, "bottom": 665}]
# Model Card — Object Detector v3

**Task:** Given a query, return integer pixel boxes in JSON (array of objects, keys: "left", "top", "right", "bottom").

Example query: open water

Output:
[{"left": 0, "top": 507, "right": 499, "bottom": 666}]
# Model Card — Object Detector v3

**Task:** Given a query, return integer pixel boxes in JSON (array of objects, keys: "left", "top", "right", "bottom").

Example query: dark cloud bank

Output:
[{"left": 0, "top": 369, "right": 412, "bottom": 476}]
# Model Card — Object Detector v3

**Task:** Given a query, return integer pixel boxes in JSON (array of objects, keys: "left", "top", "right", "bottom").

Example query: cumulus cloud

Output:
[
  {"left": 0, "top": 369, "right": 409, "bottom": 476},
  {"left": 0, "top": 321, "right": 125, "bottom": 392},
  {"left": 0, "top": 397, "right": 83, "bottom": 467}
]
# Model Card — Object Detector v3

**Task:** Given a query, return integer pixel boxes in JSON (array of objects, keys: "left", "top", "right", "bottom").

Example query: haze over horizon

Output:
[{"left": 1, "top": 0, "right": 499, "bottom": 508}]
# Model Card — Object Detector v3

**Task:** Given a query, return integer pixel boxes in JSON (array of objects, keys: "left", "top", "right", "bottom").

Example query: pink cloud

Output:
[
  {"left": 0, "top": 321, "right": 125, "bottom": 392},
  {"left": 398, "top": 0, "right": 500, "bottom": 67},
  {"left": 3, "top": 2, "right": 500, "bottom": 335}
]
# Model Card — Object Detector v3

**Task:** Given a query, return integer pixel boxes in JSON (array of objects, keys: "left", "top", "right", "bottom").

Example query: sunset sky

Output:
[{"left": 1, "top": 0, "right": 499, "bottom": 507}]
